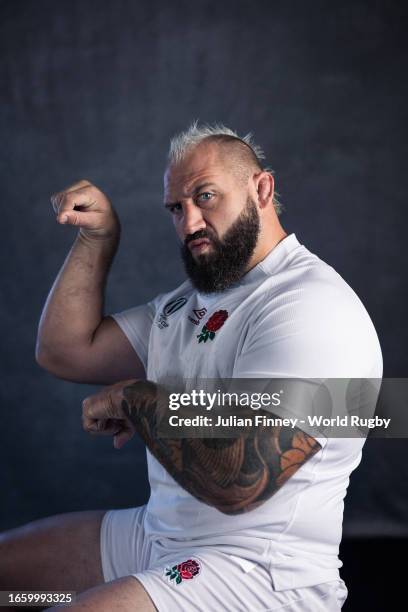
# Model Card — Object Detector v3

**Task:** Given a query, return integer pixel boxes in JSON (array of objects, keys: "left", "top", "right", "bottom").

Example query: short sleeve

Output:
[{"left": 110, "top": 293, "right": 164, "bottom": 372}]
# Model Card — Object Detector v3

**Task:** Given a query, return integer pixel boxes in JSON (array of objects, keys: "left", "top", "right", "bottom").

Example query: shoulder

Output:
[
  {"left": 246, "top": 245, "right": 383, "bottom": 378},
  {"left": 256, "top": 244, "right": 373, "bottom": 327}
]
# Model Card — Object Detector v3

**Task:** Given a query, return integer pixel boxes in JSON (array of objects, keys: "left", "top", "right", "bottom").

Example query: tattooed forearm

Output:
[{"left": 121, "top": 381, "right": 322, "bottom": 515}]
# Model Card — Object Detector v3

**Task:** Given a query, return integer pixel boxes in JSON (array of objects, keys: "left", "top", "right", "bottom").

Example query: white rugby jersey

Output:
[{"left": 111, "top": 233, "right": 383, "bottom": 590}]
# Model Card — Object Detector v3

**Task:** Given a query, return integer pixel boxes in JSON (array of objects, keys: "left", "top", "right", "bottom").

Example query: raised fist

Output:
[{"left": 51, "top": 179, "right": 119, "bottom": 239}]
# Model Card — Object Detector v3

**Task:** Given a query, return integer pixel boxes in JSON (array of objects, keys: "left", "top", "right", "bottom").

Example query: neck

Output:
[{"left": 245, "top": 225, "right": 288, "bottom": 273}]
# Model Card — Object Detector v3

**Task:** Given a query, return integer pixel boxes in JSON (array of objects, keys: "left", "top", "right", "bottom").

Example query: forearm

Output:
[
  {"left": 36, "top": 230, "right": 120, "bottom": 361},
  {"left": 121, "top": 382, "right": 322, "bottom": 514}
]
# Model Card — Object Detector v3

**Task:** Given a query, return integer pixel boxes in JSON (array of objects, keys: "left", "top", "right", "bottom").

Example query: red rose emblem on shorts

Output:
[
  {"left": 197, "top": 310, "right": 228, "bottom": 343},
  {"left": 165, "top": 558, "right": 201, "bottom": 585},
  {"left": 177, "top": 559, "right": 200, "bottom": 579}
]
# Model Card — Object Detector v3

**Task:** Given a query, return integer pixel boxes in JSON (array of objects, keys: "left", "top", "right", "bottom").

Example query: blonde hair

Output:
[{"left": 168, "top": 121, "right": 283, "bottom": 215}]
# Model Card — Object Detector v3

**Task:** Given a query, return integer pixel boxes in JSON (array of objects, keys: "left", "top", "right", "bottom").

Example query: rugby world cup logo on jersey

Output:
[{"left": 156, "top": 296, "right": 187, "bottom": 329}]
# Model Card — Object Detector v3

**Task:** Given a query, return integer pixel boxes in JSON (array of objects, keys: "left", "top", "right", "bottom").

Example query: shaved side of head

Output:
[
  {"left": 205, "top": 135, "right": 263, "bottom": 186},
  {"left": 167, "top": 135, "right": 262, "bottom": 187}
]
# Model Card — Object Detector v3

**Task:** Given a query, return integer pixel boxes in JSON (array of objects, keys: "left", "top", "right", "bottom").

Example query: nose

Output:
[{"left": 180, "top": 202, "right": 206, "bottom": 237}]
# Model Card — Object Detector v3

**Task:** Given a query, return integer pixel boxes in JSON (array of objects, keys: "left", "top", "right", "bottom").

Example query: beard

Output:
[{"left": 181, "top": 197, "right": 260, "bottom": 294}]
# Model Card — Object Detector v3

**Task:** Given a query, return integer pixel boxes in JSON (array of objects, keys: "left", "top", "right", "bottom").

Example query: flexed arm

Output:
[
  {"left": 36, "top": 180, "right": 145, "bottom": 385},
  {"left": 81, "top": 379, "right": 322, "bottom": 515}
]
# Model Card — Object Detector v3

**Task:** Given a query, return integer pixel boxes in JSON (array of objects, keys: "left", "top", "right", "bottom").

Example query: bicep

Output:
[
  {"left": 87, "top": 316, "right": 146, "bottom": 384},
  {"left": 44, "top": 316, "right": 146, "bottom": 385}
]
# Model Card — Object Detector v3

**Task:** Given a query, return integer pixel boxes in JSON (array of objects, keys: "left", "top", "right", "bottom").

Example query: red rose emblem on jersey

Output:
[
  {"left": 206, "top": 310, "right": 228, "bottom": 332},
  {"left": 197, "top": 310, "right": 228, "bottom": 343},
  {"left": 165, "top": 558, "right": 201, "bottom": 585}
]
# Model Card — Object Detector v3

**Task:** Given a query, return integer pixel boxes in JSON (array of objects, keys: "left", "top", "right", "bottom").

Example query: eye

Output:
[{"left": 197, "top": 192, "right": 214, "bottom": 203}]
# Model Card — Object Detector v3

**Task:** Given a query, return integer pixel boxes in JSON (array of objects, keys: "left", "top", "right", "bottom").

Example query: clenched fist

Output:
[
  {"left": 82, "top": 379, "right": 160, "bottom": 449},
  {"left": 50, "top": 179, "right": 120, "bottom": 239}
]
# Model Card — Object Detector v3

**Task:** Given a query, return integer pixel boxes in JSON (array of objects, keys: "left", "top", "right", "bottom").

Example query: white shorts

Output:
[{"left": 100, "top": 506, "right": 348, "bottom": 612}]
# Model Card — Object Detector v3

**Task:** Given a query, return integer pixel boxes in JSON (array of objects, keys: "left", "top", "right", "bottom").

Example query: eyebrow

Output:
[{"left": 164, "top": 183, "right": 217, "bottom": 208}]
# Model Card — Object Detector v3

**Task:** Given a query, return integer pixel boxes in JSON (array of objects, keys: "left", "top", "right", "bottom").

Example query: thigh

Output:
[
  {"left": 48, "top": 576, "right": 157, "bottom": 611},
  {"left": 100, "top": 506, "right": 151, "bottom": 582},
  {"left": 0, "top": 510, "right": 106, "bottom": 592}
]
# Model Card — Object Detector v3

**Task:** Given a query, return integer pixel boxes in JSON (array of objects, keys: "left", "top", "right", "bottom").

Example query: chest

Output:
[{"left": 146, "top": 293, "right": 251, "bottom": 381}]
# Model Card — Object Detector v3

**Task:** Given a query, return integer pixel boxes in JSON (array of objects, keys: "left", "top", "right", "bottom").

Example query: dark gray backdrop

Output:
[{"left": 0, "top": 0, "right": 406, "bottom": 536}]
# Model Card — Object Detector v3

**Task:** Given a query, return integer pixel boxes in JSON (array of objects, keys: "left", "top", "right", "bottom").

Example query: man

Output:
[{"left": 0, "top": 124, "right": 382, "bottom": 611}]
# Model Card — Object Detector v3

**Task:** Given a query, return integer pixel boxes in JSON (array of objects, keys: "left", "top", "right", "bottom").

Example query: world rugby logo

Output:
[
  {"left": 156, "top": 296, "right": 187, "bottom": 329},
  {"left": 163, "top": 297, "right": 187, "bottom": 316}
]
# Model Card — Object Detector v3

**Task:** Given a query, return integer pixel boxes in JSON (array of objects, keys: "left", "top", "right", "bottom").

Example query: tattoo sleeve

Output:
[{"left": 122, "top": 381, "right": 322, "bottom": 515}]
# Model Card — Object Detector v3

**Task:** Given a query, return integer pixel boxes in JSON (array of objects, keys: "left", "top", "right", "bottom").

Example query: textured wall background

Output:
[{"left": 0, "top": 0, "right": 406, "bottom": 536}]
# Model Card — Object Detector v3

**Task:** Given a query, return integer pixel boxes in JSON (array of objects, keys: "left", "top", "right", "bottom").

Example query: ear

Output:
[{"left": 254, "top": 172, "right": 274, "bottom": 209}]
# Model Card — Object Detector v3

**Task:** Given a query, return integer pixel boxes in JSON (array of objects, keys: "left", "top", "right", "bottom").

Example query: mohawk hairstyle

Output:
[{"left": 168, "top": 121, "right": 283, "bottom": 215}]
